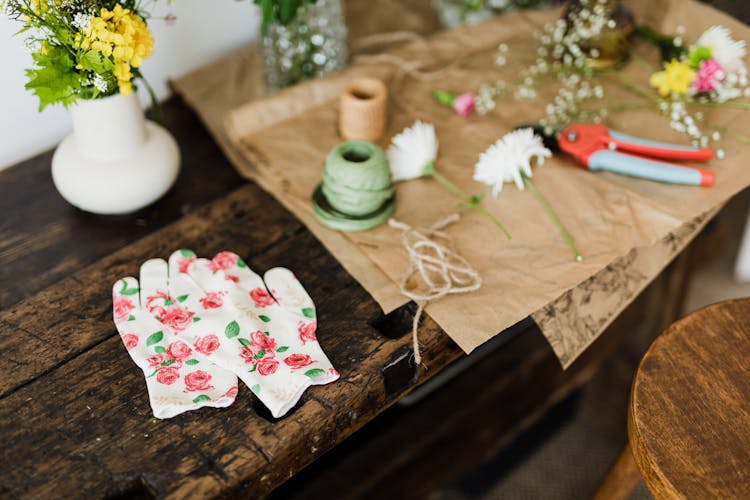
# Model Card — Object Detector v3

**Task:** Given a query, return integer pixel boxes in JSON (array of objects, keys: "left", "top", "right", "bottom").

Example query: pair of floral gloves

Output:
[{"left": 112, "top": 249, "right": 338, "bottom": 419}]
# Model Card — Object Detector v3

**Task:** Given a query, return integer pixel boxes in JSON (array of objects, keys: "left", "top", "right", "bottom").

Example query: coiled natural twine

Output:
[{"left": 389, "top": 215, "right": 482, "bottom": 366}]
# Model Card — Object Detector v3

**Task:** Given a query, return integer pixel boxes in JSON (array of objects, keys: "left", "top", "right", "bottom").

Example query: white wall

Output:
[{"left": 0, "top": 1, "right": 260, "bottom": 170}]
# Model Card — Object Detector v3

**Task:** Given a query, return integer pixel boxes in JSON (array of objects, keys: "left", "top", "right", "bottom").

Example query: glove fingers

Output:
[
  {"left": 263, "top": 267, "right": 315, "bottom": 320},
  {"left": 168, "top": 250, "right": 217, "bottom": 312},
  {"left": 202, "top": 251, "right": 267, "bottom": 295},
  {"left": 140, "top": 259, "right": 170, "bottom": 311}
]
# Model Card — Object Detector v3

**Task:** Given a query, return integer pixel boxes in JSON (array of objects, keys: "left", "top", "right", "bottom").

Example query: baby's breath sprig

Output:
[{"left": 476, "top": 0, "right": 619, "bottom": 129}]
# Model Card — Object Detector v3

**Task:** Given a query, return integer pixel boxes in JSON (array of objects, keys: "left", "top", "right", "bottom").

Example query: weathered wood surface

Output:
[
  {"left": 629, "top": 298, "right": 750, "bottom": 499},
  {"left": 0, "top": 94, "right": 719, "bottom": 498}
]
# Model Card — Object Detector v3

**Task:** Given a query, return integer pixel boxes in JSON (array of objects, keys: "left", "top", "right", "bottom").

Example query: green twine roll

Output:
[{"left": 312, "top": 140, "right": 396, "bottom": 231}]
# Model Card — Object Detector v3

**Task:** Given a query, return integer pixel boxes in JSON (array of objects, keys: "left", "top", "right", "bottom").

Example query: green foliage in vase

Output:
[
  {"left": 253, "top": 0, "right": 317, "bottom": 31},
  {"left": 1, "top": 0, "right": 171, "bottom": 110}
]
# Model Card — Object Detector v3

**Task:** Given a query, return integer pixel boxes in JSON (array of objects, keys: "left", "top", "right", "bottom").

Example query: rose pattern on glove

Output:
[
  {"left": 183, "top": 370, "right": 214, "bottom": 392},
  {"left": 256, "top": 357, "right": 279, "bottom": 376},
  {"left": 113, "top": 295, "right": 136, "bottom": 323},
  {"left": 208, "top": 251, "right": 238, "bottom": 272},
  {"left": 145, "top": 291, "right": 175, "bottom": 314},
  {"left": 177, "top": 256, "right": 197, "bottom": 274},
  {"left": 155, "top": 305, "right": 195, "bottom": 332},
  {"left": 199, "top": 291, "right": 226, "bottom": 309},
  {"left": 298, "top": 321, "right": 317, "bottom": 345},
  {"left": 167, "top": 340, "right": 192, "bottom": 361},
  {"left": 120, "top": 333, "right": 139, "bottom": 350},
  {"left": 156, "top": 366, "right": 180, "bottom": 385},
  {"left": 249, "top": 330, "right": 277, "bottom": 355},
  {"left": 194, "top": 334, "right": 221, "bottom": 356},
  {"left": 147, "top": 352, "right": 171, "bottom": 368},
  {"left": 284, "top": 353, "right": 313, "bottom": 370},
  {"left": 249, "top": 287, "right": 275, "bottom": 308}
]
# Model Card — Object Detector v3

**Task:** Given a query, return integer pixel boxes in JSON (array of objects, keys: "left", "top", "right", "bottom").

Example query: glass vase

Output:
[{"left": 261, "top": 0, "right": 348, "bottom": 92}]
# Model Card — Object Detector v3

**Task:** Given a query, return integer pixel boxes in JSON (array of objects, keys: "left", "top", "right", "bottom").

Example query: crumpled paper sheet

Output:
[{"left": 174, "top": 0, "right": 747, "bottom": 368}]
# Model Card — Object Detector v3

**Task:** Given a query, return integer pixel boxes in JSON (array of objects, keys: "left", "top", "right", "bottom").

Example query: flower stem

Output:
[
  {"left": 424, "top": 162, "right": 511, "bottom": 240},
  {"left": 522, "top": 172, "right": 582, "bottom": 262}
]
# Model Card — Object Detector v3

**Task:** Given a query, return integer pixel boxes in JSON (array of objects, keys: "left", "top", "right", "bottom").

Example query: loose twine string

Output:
[{"left": 388, "top": 215, "right": 482, "bottom": 366}]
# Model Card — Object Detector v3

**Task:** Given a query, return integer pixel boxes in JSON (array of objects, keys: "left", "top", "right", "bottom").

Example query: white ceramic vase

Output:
[{"left": 51, "top": 92, "right": 180, "bottom": 215}]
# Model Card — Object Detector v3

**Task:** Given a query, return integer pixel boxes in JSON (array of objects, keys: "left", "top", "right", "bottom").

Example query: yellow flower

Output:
[
  {"left": 649, "top": 60, "right": 696, "bottom": 97},
  {"left": 74, "top": 5, "right": 154, "bottom": 95}
]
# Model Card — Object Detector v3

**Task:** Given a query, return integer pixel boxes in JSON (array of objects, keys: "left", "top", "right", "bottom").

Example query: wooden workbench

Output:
[{"left": 0, "top": 95, "right": 705, "bottom": 498}]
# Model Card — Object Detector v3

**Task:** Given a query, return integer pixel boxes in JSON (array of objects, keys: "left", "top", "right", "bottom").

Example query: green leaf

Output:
[
  {"left": 120, "top": 280, "right": 139, "bottom": 296},
  {"left": 237, "top": 258, "right": 248, "bottom": 268},
  {"left": 277, "top": 346, "right": 289, "bottom": 353},
  {"left": 146, "top": 369, "right": 158, "bottom": 378},
  {"left": 177, "top": 295, "right": 189, "bottom": 303},
  {"left": 164, "top": 300, "right": 173, "bottom": 306},
  {"left": 186, "top": 359, "right": 199, "bottom": 365},
  {"left": 127, "top": 314, "right": 136, "bottom": 321},
  {"left": 146, "top": 331, "right": 163, "bottom": 347},
  {"left": 259, "top": 315, "right": 271, "bottom": 323},
  {"left": 258, "top": 0, "right": 274, "bottom": 29},
  {"left": 192, "top": 395, "right": 211, "bottom": 403},
  {"left": 279, "top": 0, "right": 301, "bottom": 24},
  {"left": 264, "top": 331, "right": 270, "bottom": 336},
  {"left": 160, "top": 359, "right": 175, "bottom": 367},
  {"left": 77, "top": 50, "right": 114, "bottom": 74},
  {"left": 193, "top": 317, "right": 201, "bottom": 322},
  {"left": 251, "top": 384, "right": 261, "bottom": 394},
  {"left": 254, "top": 349, "right": 265, "bottom": 360},
  {"left": 238, "top": 338, "right": 251, "bottom": 347},
  {"left": 304, "top": 368, "right": 325, "bottom": 378},
  {"left": 180, "top": 249, "right": 196, "bottom": 257},
  {"left": 225, "top": 320, "right": 240, "bottom": 338},
  {"left": 301, "top": 307, "right": 315, "bottom": 318},
  {"left": 25, "top": 45, "right": 81, "bottom": 111},
  {"left": 249, "top": 365, "right": 257, "bottom": 373},
  {"left": 154, "top": 346, "right": 166, "bottom": 354}
]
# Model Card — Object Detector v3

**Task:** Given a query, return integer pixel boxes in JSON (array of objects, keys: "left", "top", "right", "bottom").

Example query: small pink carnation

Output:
[{"left": 693, "top": 58, "right": 725, "bottom": 93}]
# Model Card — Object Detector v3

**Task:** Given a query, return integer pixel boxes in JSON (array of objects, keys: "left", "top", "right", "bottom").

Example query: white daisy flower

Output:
[
  {"left": 696, "top": 25, "right": 746, "bottom": 74},
  {"left": 473, "top": 128, "right": 552, "bottom": 196},
  {"left": 387, "top": 120, "right": 438, "bottom": 181}
]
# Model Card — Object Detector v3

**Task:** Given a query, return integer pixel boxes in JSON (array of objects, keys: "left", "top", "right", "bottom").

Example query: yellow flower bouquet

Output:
[{"left": 1, "top": 0, "right": 168, "bottom": 110}]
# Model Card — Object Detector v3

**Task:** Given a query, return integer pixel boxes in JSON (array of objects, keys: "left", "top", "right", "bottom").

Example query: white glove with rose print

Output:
[
  {"left": 112, "top": 276, "right": 239, "bottom": 419},
  {"left": 139, "top": 249, "right": 339, "bottom": 418}
]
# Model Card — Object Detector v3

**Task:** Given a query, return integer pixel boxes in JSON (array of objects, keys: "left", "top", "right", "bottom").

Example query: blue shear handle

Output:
[{"left": 588, "top": 150, "right": 704, "bottom": 186}]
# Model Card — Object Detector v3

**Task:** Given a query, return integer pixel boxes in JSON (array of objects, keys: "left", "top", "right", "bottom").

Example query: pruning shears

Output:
[{"left": 556, "top": 124, "right": 715, "bottom": 187}]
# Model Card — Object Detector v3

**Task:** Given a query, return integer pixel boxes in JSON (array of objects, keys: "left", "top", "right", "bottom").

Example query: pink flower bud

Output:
[{"left": 452, "top": 92, "right": 475, "bottom": 116}]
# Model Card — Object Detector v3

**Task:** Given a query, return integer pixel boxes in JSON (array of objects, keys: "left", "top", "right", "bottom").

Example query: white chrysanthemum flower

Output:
[
  {"left": 696, "top": 25, "right": 746, "bottom": 74},
  {"left": 387, "top": 120, "right": 438, "bottom": 181},
  {"left": 473, "top": 128, "right": 551, "bottom": 196}
]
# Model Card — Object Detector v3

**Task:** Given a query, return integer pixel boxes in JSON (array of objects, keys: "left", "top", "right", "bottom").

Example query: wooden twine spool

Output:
[{"left": 339, "top": 77, "right": 388, "bottom": 142}]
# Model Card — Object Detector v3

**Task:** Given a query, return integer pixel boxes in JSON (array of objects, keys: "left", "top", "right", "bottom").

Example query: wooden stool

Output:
[{"left": 594, "top": 298, "right": 750, "bottom": 499}]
